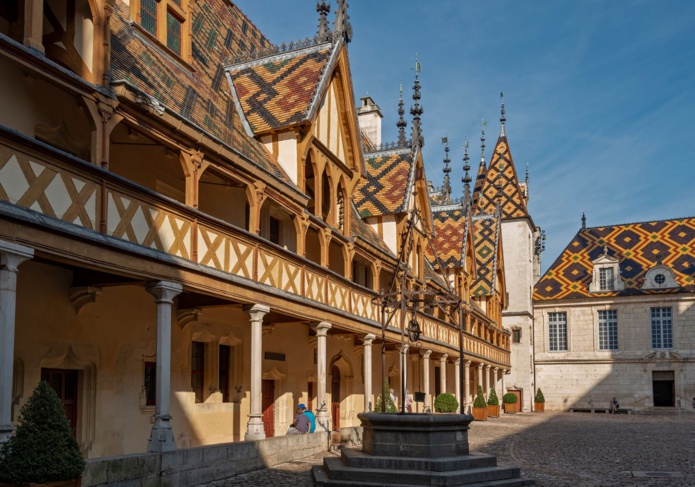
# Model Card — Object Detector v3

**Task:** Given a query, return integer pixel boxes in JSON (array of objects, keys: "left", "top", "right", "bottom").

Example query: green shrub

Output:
[
  {"left": 473, "top": 385, "right": 487, "bottom": 408},
  {"left": 434, "top": 393, "right": 459, "bottom": 413},
  {"left": 503, "top": 392, "right": 518, "bottom": 404},
  {"left": 534, "top": 388, "right": 545, "bottom": 404},
  {"left": 375, "top": 379, "right": 397, "bottom": 413},
  {"left": 0, "top": 381, "right": 85, "bottom": 484},
  {"left": 487, "top": 386, "right": 499, "bottom": 406}
]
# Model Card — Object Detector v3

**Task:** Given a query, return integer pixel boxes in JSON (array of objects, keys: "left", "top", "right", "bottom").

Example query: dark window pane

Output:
[
  {"left": 167, "top": 11, "right": 182, "bottom": 55},
  {"left": 141, "top": 0, "right": 158, "bottom": 36},
  {"left": 269, "top": 217, "right": 281, "bottom": 245},
  {"left": 144, "top": 361, "right": 156, "bottom": 406},
  {"left": 219, "top": 345, "right": 231, "bottom": 403},
  {"left": 191, "top": 342, "right": 205, "bottom": 403}
]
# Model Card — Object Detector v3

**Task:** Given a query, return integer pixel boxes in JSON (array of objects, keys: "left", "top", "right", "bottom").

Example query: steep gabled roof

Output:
[
  {"left": 226, "top": 43, "right": 334, "bottom": 135},
  {"left": 474, "top": 136, "right": 528, "bottom": 219},
  {"left": 349, "top": 204, "right": 395, "bottom": 257},
  {"left": 354, "top": 147, "right": 415, "bottom": 217},
  {"left": 470, "top": 212, "right": 502, "bottom": 296},
  {"left": 427, "top": 204, "right": 468, "bottom": 269},
  {"left": 534, "top": 217, "right": 695, "bottom": 301},
  {"left": 109, "top": 2, "right": 298, "bottom": 191}
]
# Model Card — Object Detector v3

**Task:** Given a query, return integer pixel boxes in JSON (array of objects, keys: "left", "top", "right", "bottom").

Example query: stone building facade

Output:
[{"left": 533, "top": 217, "right": 695, "bottom": 411}]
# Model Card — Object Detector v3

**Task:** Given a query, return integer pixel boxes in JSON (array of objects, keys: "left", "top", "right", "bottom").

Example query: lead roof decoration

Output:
[{"left": 534, "top": 217, "right": 695, "bottom": 300}]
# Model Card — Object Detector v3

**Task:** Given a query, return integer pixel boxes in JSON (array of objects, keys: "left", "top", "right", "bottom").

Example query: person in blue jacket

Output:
[{"left": 299, "top": 403, "right": 316, "bottom": 433}]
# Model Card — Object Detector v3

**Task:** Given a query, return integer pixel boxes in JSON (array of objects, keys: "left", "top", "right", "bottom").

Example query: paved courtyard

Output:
[{"left": 203, "top": 411, "right": 695, "bottom": 486}]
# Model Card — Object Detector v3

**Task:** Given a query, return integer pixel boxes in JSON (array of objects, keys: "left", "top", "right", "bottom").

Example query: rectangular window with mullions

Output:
[
  {"left": 598, "top": 310, "right": 618, "bottom": 350},
  {"left": 599, "top": 268, "right": 613, "bottom": 290},
  {"left": 651, "top": 307, "right": 673, "bottom": 349},
  {"left": 166, "top": 10, "right": 182, "bottom": 55},
  {"left": 140, "top": 0, "right": 158, "bottom": 36},
  {"left": 548, "top": 312, "right": 567, "bottom": 351}
]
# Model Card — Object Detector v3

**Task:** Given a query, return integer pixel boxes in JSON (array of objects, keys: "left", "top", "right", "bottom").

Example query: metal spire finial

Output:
[
  {"left": 410, "top": 54, "right": 424, "bottom": 149},
  {"left": 462, "top": 138, "right": 471, "bottom": 206},
  {"left": 397, "top": 80, "right": 407, "bottom": 146},
  {"left": 316, "top": 1, "right": 331, "bottom": 40},
  {"left": 524, "top": 163, "right": 529, "bottom": 198},
  {"left": 500, "top": 92, "right": 506, "bottom": 137},
  {"left": 441, "top": 136, "right": 451, "bottom": 204},
  {"left": 480, "top": 119, "right": 486, "bottom": 168},
  {"left": 334, "top": 0, "right": 352, "bottom": 43},
  {"left": 582, "top": 212, "right": 587, "bottom": 230}
]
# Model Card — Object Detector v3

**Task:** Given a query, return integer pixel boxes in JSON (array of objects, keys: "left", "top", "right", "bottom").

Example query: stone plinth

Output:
[{"left": 360, "top": 412, "right": 471, "bottom": 458}]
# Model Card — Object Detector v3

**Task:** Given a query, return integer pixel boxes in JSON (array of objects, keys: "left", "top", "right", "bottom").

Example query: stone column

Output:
[
  {"left": 243, "top": 304, "right": 270, "bottom": 441},
  {"left": 493, "top": 367, "right": 499, "bottom": 393},
  {"left": 401, "top": 343, "right": 410, "bottom": 409},
  {"left": 0, "top": 241, "right": 33, "bottom": 442},
  {"left": 423, "top": 350, "right": 432, "bottom": 411},
  {"left": 439, "top": 354, "right": 448, "bottom": 394},
  {"left": 477, "top": 363, "right": 483, "bottom": 397},
  {"left": 501, "top": 369, "right": 506, "bottom": 395},
  {"left": 464, "top": 360, "right": 471, "bottom": 412},
  {"left": 314, "top": 322, "right": 332, "bottom": 431},
  {"left": 363, "top": 333, "right": 375, "bottom": 412},
  {"left": 146, "top": 281, "right": 183, "bottom": 452},
  {"left": 454, "top": 359, "right": 461, "bottom": 413},
  {"left": 484, "top": 365, "right": 491, "bottom": 397}
]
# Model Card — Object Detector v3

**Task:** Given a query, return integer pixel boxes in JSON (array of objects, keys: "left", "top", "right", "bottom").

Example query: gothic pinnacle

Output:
[
  {"left": 316, "top": 1, "right": 331, "bottom": 40},
  {"left": 410, "top": 55, "right": 424, "bottom": 148},
  {"left": 441, "top": 136, "right": 451, "bottom": 204},
  {"left": 462, "top": 138, "right": 471, "bottom": 205},
  {"left": 500, "top": 92, "right": 506, "bottom": 137},
  {"left": 397, "top": 81, "right": 407, "bottom": 146}
]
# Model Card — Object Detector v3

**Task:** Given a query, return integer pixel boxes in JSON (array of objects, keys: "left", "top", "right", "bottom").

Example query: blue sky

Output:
[{"left": 235, "top": 1, "right": 695, "bottom": 273}]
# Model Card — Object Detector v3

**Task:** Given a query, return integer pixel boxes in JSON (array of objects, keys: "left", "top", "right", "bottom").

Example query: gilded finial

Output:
[
  {"left": 462, "top": 138, "right": 471, "bottom": 205},
  {"left": 397, "top": 80, "right": 407, "bottom": 146},
  {"left": 316, "top": 1, "right": 331, "bottom": 40},
  {"left": 500, "top": 92, "right": 506, "bottom": 137}
]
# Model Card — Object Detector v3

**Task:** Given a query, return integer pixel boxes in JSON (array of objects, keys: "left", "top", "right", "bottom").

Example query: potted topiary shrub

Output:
[
  {"left": 472, "top": 385, "right": 488, "bottom": 421},
  {"left": 375, "top": 379, "right": 397, "bottom": 413},
  {"left": 503, "top": 392, "right": 518, "bottom": 414},
  {"left": 487, "top": 386, "right": 500, "bottom": 418},
  {"left": 434, "top": 393, "right": 459, "bottom": 413},
  {"left": 0, "top": 381, "right": 85, "bottom": 486},
  {"left": 534, "top": 388, "right": 545, "bottom": 412}
]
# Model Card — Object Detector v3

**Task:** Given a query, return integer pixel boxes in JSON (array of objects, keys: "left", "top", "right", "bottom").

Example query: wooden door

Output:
[
  {"left": 41, "top": 368, "right": 78, "bottom": 437},
  {"left": 509, "top": 389, "right": 522, "bottom": 411},
  {"left": 261, "top": 380, "right": 275, "bottom": 437},
  {"left": 331, "top": 366, "right": 340, "bottom": 432}
]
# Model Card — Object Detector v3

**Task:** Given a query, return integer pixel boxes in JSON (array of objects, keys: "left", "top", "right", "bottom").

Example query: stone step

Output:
[
  {"left": 323, "top": 457, "right": 521, "bottom": 486},
  {"left": 313, "top": 465, "right": 533, "bottom": 487},
  {"left": 341, "top": 448, "right": 498, "bottom": 472}
]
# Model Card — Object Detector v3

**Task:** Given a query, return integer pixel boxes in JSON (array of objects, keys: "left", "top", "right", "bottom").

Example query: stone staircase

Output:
[
  {"left": 312, "top": 448, "right": 534, "bottom": 486},
  {"left": 635, "top": 406, "right": 695, "bottom": 416}
]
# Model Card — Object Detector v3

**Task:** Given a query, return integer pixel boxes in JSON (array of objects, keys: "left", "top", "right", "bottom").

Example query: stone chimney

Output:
[{"left": 357, "top": 96, "right": 382, "bottom": 147}]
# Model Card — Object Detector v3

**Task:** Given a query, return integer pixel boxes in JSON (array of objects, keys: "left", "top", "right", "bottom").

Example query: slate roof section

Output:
[
  {"left": 470, "top": 213, "right": 501, "bottom": 297},
  {"left": 427, "top": 205, "right": 467, "bottom": 269},
  {"left": 350, "top": 204, "right": 394, "bottom": 257},
  {"left": 354, "top": 148, "right": 415, "bottom": 217},
  {"left": 474, "top": 136, "right": 528, "bottom": 219},
  {"left": 534, "top": 217, "right": 695, "bottom": 301},
  {"left": 109, "top": 1, "right": 298, "bottom": 190},
  {"left": 227, "top": 45, "right": 333, "bottom": 134}
]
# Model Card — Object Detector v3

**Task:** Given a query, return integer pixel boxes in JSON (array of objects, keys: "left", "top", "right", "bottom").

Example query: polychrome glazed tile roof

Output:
[
  {"left": 350, "top": 204, "right": 394, "bottom": 257},
  {"left": 534, "top": 217, "right": 695, "bottom": 301},
  {"left": 110, "top": 1, "right": 297, "bottom": 189},
  {"left": 470, "top": 213, "right": 501, "bottom": 297},
  {"left": 473, "top": 136, "right": 528, "bottom": 219},
  {"left": 227, "top": 46, "right": 333, "bottom": 134},
  {"left": 354, "top": 148, "right": 414, "bottom": 217},
  {"left": 424, "top": 260, "right": 448, "bottom": 288},
  {"left": 427, "top": 206, "right": 467, "bottom": 269},
  {"left": 472, "top": 159, "right": 487, "bottom": 209}
]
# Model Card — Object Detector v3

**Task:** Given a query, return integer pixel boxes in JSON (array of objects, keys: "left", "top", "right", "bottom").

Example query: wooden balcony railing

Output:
[{"left": 0, "top": 129, "right": 509, "bottom": 366}]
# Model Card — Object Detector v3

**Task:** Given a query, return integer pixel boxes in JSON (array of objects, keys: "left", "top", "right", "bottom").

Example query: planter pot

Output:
[
  {"left": 472, "top": 407, "right": 488, "bottom": 421},
  {"left": 0, "top": 479, "right": 81, "bottom": 487},
  {"left": 535, "top": 403, "right": 545, "bottom": 412},
  {"left": 487, "top": 405, "right": 500, "bottom": 417},
  {"left": 503, "top": 403, "right": 518, "bottom": 414}
]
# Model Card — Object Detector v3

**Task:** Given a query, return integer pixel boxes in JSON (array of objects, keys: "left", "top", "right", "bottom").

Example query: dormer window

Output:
[
  {"left": 642, "top": 264, "right": 679, "bottom": 290},
  {"left": 589, "top": 246, "right": 625, "bottom": 293}
]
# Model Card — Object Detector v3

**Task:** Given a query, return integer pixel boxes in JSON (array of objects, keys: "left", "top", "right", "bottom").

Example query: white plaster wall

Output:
[{"left": 276, "top": 132, "right": 298, "bottom": 185}]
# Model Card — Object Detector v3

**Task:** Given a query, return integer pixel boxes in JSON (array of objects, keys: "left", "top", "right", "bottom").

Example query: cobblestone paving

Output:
[{"left": 203, "top": 411, "right": 695, "bottom": 486}]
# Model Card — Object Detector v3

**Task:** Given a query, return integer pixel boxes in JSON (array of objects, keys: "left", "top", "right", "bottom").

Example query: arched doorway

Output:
[{"left": 331, "top": 365, "right": 341, "bottom": 432}]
